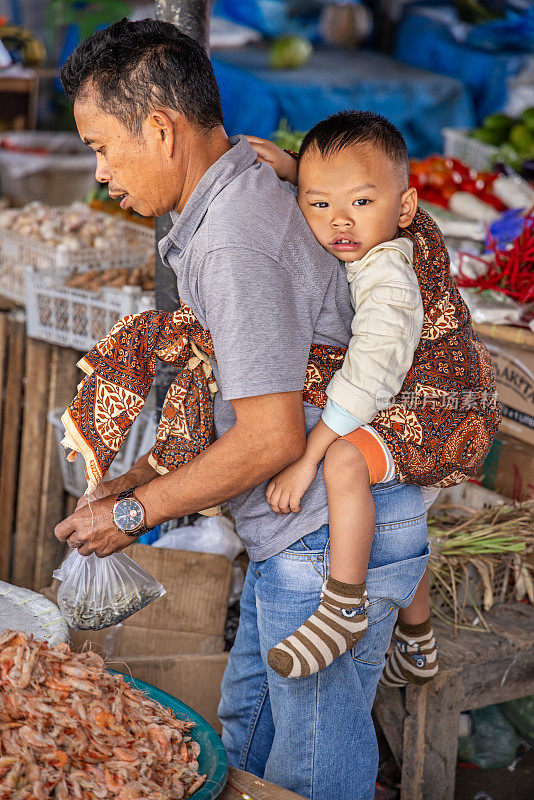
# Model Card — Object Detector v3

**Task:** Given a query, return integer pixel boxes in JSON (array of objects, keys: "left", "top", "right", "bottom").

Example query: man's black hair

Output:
[
  {"left": 61, "top": 18, "right": 223, "bottom": 136},
  {"left": 298, "top": 110, "right": 409, "bottom": 184}
]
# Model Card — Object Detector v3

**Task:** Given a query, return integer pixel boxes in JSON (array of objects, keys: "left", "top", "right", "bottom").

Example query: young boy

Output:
[{"left": 247, "top": 111, "right": 498, "bottom": 684}]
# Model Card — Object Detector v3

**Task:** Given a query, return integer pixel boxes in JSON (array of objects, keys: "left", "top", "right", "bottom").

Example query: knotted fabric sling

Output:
[{"left": 62, "top": 209, "right": 501, "bottom": 495}]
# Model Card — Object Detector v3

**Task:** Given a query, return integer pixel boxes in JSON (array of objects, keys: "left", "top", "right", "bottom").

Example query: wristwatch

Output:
[{"left": 112, "top": 486, "right": 153, "bottom": 537}]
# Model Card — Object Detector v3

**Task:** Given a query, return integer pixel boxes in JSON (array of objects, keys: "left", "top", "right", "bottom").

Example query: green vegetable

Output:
[
  {"left": 269, "top": 36, "right": 313, "bottom": 70},
  {"left": 509, "top": 122, "right": 534, "bottom": 154},
  {"left": 271, "top": 119, "right": 307, "bottom": 152},
  {"left": 470, "top": 127, "right": 501, "bottom": 146},
  {"left": 520, "top": 107, "right": 534, "bottom": 133},
  {"left": 482, "top": 112, "right": 513, "bottom": 137}
]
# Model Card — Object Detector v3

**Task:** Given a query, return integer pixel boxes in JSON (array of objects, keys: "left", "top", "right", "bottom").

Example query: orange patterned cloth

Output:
[{"left": 62, "top": 209, "right": 500, "bottom": 493}]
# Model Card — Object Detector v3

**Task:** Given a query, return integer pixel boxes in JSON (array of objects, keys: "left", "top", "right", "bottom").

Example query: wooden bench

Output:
[
  {"left": 222, "top": 767, "right": 308, "bottom": 799},
  {"left": 373, "top": 603, "right": 534, "bottom": 800}
]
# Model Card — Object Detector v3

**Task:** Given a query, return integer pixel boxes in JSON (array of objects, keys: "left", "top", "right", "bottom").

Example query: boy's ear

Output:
[{"left": 398, "top": 187, "right": 418, "bottom": 228}]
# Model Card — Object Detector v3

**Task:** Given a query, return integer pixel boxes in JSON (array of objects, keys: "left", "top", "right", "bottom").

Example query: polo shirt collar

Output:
[{"left": 159, "top": 134, "right": 257, "bottom": 263}]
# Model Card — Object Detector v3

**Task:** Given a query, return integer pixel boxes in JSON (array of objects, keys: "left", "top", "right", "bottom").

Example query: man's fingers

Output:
[
  {"left": 77, "top": 543, "right": 96, "bottom": 557},
  {"left": 55, "top": 516, "right": 76, "bottom": 541}
]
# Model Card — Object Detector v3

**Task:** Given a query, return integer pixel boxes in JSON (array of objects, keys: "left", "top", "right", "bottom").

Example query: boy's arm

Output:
[
  {"left": 246, "top": 136, "right": 298, "bottom": 185},
  {"left": 266, "top": 418, "right": 338, "bottom": 515},
  {"left": 266, "top": 404, "right": 366, "bottom": 514},
  {"left": 327, "top": 245, "right": 424, "bottom": 422}
]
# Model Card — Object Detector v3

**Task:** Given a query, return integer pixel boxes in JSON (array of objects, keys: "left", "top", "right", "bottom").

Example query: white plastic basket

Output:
[
  {"left": 442, "top": 127, "right": 499, "bottom": 173},
  {"left": 0, "top": 203, "right": 153, "bottom": 304},
  {"left": 49, "top": 396, "right": 157, "bottom": 498},
  {"left": 25, "top": 266, "right": 155, "bottom": 351}
]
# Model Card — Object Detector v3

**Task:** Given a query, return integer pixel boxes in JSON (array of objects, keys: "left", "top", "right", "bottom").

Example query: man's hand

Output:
[
  {"left": 55, "top": 495, "right": 134, "bottom": 557},
  {"left": 245, "top": 136, "right": 298, "bottom": 185},
  {"left": 266, "top": 457, "right": 318, "bottom": 514},
  {"left": 75, "top": 478, "right": 127, "bottom": 512}
]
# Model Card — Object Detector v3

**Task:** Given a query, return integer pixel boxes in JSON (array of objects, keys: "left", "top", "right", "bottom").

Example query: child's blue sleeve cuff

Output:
[{"left": 322, "top": 400, "right": 364, "bottom": 436}]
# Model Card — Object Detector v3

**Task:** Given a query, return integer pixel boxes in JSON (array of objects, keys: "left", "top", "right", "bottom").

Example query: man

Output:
[{"left": 55, "top": 18, "right": 429, "bottom": 800}]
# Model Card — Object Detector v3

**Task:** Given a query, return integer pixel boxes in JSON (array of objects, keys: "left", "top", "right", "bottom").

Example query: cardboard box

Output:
[
  {"left": 478, "top": 434, "right": 534, "bottom": 501},
  {"left": 477, "top": 325, "right": 534, "bottom": 447}
]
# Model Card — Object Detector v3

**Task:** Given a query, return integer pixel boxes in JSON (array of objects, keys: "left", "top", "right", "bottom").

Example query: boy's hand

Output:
[
  {"left": 266, "top": 457, "right": 318, "bottom": 514},
  {"left": 246, "top": 136, "right": 298, "bottom": 185}
]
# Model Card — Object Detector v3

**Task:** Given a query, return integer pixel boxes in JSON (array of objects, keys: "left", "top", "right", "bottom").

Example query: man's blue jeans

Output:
[{"left": 218, "top": 480, "right": 430, "bottom": 800}]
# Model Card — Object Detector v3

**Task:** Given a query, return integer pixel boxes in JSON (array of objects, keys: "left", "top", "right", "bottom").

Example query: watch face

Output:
[{"left": 114, "top": 499, "right": 144, "bottom": 532}]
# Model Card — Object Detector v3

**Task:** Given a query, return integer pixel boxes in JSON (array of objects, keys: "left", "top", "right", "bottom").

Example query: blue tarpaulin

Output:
[
  {"left": 213, "top": 46, "right": 475, "bottom": 158},
  {"left": 394, "top": 10, "right": 532, "bottom": 121}
]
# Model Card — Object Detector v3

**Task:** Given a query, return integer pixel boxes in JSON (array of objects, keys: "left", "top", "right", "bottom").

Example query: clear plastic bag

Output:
[
  {"left": 153, "top": 514, "right": 243, "bottom": 562},
  {"left": 53, "top": 550, "right": 166, "bottom": 631}
]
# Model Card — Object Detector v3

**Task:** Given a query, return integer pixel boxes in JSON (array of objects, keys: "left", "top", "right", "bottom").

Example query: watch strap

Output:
[{"left": 116, "top": 485, "right": 139, "bottom": 502}]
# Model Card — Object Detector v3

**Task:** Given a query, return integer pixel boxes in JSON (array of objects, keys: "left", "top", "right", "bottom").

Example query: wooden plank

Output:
[
  {"left": 373, "top": 684, "right": 406, "bottom": 768},
  {"left": 460, "top": 657, "right": 534, "bottom": 710},
  {"left": 0, "top": 313, "right": 7, "bottom": 450},
  {"left": 222, "top": 767, "right": 309, "bottom": 800},
  {"left": 400, "top": 672, "right": 461, "bottom": 800},
  {"left": 474, "top": 322, "right": 534, "bottom": 350},
  {"left": 12, "top": 338, "right": 52, "bottom": 588},
  {"left": 0, "top": 315, "right": 25, "bottom": 580},
  {"left": 33, "top": 346, "right": 80, "bottom": 590}
]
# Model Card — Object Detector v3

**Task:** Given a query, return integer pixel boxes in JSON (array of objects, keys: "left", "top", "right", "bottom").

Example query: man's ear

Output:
[
  {"left": 398, "top": 187, "right": 418, "bottom": 229},
  {"left": 147, "top": 109, "right": 175, "bottom": 157}
]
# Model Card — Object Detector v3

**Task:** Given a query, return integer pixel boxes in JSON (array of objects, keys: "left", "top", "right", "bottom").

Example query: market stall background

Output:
[{"left": 0, "top": 2, "right": 533, "bottom": 800}]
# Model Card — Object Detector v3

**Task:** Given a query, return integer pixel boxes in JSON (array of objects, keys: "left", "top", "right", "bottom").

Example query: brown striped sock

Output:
[
  {"left": 379, "top": 618, "right": 438, "bottom": 688},
  {"left": 267, "top": 576, "right": 368, "bottom": 678}
]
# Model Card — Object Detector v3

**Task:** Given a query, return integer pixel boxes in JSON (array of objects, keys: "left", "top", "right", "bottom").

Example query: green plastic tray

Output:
[{"left": 108, "top": 671, "right": 228, "bottom": 800}]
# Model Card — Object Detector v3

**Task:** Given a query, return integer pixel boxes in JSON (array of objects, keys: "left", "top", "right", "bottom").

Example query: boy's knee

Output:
[{"left": 324, "top": 439, "right": 369, "bottom": 485}]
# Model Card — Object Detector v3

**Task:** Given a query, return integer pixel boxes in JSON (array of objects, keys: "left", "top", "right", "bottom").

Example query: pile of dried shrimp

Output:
[{"left": 0, "top": 631, "right": 206, "bottom": 800}]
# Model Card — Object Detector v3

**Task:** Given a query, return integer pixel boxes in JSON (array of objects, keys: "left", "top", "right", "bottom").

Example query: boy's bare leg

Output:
[
  {"left": 327, "top": 440, "right": 375, "bottom": 583},
  {"left": 398, "top": 571, "right": 430, "bottom": 625},
  {"left": 380, "top": 568, "right": 439, "bottom": 687},
  {"left": 267, "top": 440, "right": 373, "bottom": 678}
]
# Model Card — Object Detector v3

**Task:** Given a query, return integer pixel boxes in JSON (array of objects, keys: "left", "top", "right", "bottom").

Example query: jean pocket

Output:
[
  {"left": 352, "top": 598, "right": 397, "bottom": 665},
  {"left": 351, "top": 547, "right": 430, "bottom": 666},
  {"left": 280, "top": 524, "right": 329, "bottom": 556},
  {"left": 367, "top": 547, "right": 430, "bottom": 607}
]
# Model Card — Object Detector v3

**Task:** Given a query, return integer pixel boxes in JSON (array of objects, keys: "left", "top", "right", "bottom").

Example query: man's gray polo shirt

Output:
[{"left": 159, "top": 135, "right": 352, "bottom": 561}]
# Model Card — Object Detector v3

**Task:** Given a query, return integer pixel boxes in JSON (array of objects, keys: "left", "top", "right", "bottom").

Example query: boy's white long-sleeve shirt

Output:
[{"left": 323, "top": 237, "right": 424, "bottom": 433}]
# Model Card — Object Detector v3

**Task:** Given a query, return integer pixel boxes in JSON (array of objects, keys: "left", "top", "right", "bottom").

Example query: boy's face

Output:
[{"left": 297, "top": 143, "right": 415, "bottom": 262}]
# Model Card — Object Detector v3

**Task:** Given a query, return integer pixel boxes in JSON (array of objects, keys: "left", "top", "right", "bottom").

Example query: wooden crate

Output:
[{"left": 0, "top": 300, "right": 81, "bottom": 590}]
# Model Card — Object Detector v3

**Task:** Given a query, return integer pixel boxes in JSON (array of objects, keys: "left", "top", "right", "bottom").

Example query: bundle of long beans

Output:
[{"left": 427, "top": 499, "right": 534, "bottom": 630}]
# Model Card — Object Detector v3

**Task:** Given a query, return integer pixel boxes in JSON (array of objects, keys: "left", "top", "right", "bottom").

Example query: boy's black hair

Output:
[
  {"left": 61, "top": 18, "right": 223, "bottom": 136},
  {"left": 298, "top": 110, "right": 409, "bottom": 184}
]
